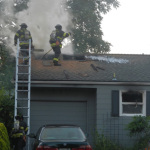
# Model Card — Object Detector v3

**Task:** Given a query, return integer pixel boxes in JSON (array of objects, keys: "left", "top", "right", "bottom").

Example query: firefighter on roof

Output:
[
  {"left": 49, "top": 24, "right": 71, "bottom": 66},
  {"left": 14, "top": 23, "right": 33, "bottom": 65}
]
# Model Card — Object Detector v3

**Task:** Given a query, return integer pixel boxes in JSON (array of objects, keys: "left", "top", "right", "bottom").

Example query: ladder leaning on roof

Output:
[{"left": 14, "top": 39, "right": 31, "bottom": 150}]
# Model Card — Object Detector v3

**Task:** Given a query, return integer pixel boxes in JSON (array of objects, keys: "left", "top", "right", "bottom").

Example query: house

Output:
[{"left": 16, "top": 53, "right": 150, "bottom": 147}]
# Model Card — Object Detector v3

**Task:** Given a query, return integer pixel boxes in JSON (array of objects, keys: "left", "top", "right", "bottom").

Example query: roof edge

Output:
[{"left": 30, "top": 81, "right": 150, "bottom": 86}]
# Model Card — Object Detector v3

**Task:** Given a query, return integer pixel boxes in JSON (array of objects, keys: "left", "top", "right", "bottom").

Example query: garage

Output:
[
  {"left": 30, "top": 101, "right": 87, "bottom": 134},
  {"left": 30, "top": 87, "right": 96, "bottom": 145}
]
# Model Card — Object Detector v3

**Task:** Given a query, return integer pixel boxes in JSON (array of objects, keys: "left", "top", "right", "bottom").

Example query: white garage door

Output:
[{"left": 30, "top": 101, "right": 87, "bottom": 134}]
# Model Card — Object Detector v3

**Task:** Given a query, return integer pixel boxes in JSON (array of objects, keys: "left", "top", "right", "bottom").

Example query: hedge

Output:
[{"left": 0, "top": 123, "right": 10, "bottom": 150}]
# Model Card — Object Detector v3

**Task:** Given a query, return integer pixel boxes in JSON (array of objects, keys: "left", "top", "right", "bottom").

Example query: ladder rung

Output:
[
  {"left": 17, "top": 65, "right": 30, "bottom": 67},
  {"left": 17, "top": 81, "right": 30, "bottom": 83},
  {"left": 17, "top": 56, "right": 30, "bottom": 58},
  {"left": 17, "top": 63, "right": 30, "bottom": 65},
  {"left": 18, "top": 73, "right": 30, "bottom": 75},
  {"left": 16, "top": 107, "right": 29, "bottom": 109},
  {"left": 16, "top": 98, "right": 29, "bottom": 100},
  {"left": 20, "top": 49, "right": 29, "bottom": 52},
  {"left": 17, "top": 90, "right": 29, "bottom": 92},
  {"left": 19, "top": 41, "right": 29, "bottom": 43},
  {"left": 23, "top": 116, "right": 29, "bottom": 118}
]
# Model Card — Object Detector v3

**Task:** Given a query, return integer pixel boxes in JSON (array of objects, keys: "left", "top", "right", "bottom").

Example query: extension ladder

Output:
[{"left": 14, "top": 39, "right": 31, "bottom": 150}]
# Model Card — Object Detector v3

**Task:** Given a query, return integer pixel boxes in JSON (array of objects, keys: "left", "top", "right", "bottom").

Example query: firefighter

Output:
[
  {"left": 11, "top": 115, "right": 28, "bottom": 150},
  {"left": 14, "top": 23, "right": 33, "bottom": 65},
  {"left": 49, "top": 24, "right": 71, "bottom": 66}
]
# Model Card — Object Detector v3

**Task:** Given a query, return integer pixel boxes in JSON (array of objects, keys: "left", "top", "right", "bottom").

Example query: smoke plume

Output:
[{"left": 0, "top": 0, "right": 73, "bottom": 55}]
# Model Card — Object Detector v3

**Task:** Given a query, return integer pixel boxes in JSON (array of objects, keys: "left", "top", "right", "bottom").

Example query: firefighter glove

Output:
[{"left": 56, "top": 40, "right": 60, "bottom": 46}]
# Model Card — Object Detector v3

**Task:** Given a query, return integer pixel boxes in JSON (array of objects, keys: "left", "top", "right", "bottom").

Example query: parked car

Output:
[{"left": 28, "top": 124, "right": 92, "bottom": 150}]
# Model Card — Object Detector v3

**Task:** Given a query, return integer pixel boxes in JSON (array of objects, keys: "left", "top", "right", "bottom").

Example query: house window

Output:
[{"left": 120, "top": 91, "right": 146, "bottom": 116}]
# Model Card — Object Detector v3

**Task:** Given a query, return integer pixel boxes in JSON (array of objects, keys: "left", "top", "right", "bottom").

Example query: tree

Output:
[
  {"left": 0, "top": 0, "right": 30, "bottom": 44},
  {"left": 126, "top": 116, "right": 150, "bottom": 149},
  {"left": 0, "top": 44, "right": 15, "bottom": 93},
  {"left": 66, "top": 0, "right": 119, "bottom": 54},
  {"left": 0, "top": 88, "right": 14, "bottom": 138},
  {"left": 0, "top": 0, "right": 29, "bottom": 92},
  {"left": 14, "top": 0, "right": 29, "bottom": 13}
]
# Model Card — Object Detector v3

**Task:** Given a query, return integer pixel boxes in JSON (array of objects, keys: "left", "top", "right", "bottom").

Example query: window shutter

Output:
[
  {"left": 112, "top": 90, "right": 119, "bottom": 117},
  {"left": 146, "top": 91, "right": 150, "bottom": 116}
]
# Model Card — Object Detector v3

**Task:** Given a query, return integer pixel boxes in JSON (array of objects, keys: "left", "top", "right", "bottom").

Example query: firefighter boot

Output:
[{"left": 53, "top": 60, "right": 61, "bottom": 66}]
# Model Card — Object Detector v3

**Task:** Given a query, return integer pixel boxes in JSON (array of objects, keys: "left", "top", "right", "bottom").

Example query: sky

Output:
[{"left": 102, "top": 0, "right": 150, "bottom": 54}]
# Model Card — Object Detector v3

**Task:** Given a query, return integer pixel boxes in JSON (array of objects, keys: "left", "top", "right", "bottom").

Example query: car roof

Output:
[{"left": 42, "top": 124, "right": 80, "bottom": 128}]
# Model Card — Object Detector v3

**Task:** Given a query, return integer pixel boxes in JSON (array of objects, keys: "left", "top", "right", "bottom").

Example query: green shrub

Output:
[
  {"left": 0, "top": 87, "right": 14, "bottom": 137},
  {"left": 126, "top": 116, "right": 150, "bottom": 150},
  {"left": 93, "top": 130, "right": 124, "bottom": 150},
  {"left": 0, "top": 123, "right": 10, "bottom": 150},
  {"left": 126, "top": 116, "right": 150, "bottom": 137}
]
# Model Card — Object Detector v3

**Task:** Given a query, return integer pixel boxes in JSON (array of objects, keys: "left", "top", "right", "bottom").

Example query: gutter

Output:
[{"left": 29, "top": 81, "right": 150, "bottom": 86}]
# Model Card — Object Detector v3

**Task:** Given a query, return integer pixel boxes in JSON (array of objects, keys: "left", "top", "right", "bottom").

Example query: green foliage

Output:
[
  {"left": 0, "top": 123, "right": 10, "bottom": 150},
  {"left": 0, "top": 0, "right": 24, "bottom": 88},
  {"left": 0, "top": 44, "right": 15, "bottom": 91},
  {"left": 0, "top": 88, "right": 15, "bottom": 138},
  {"left": 94, "top": 130, "right": 123, "bottom": 150},
  {"left": 126, "top": 116, "right": 150, "bottom": 150},
  {"left": 66, "top": 0, "right": 119, "bottom": 54},
  {"left": 132, "top": 135, "right": 150, "bottom": 150},
  {"left": 126, "top": 116, "right": 150, "bottom": 137},
  {"left": 0, "top": 44, "right": 7, "bottom": 67},
  {"left": 94, "top": 116, "right": 150, "bottom": 150},
  {"left": 14, "top": 0, "right": 30, "bottom": 13}
]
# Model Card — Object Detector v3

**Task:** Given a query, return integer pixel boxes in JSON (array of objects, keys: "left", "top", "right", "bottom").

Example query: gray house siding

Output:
[
  {"left": 96, "top": 84, "right": 150, "bottom": 147},
  {"left": 30, "top": 87, "right": 96, "bottom": 145},
  {"left": 27, "top": 83, "right": 150, "bottom": 148}
]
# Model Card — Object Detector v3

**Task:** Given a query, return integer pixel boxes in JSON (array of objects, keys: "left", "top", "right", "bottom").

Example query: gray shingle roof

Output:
[{"left": 18, "top": 54, "right": 150, "bottom": 82}]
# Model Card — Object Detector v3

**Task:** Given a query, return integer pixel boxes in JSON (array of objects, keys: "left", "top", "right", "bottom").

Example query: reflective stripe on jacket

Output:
[
  {"left": 11, "top": 121, "right": 28, "bottom": 138},
  {"left": 11, "top": 132, "right": 24, "bottom": 138},
  {"left": 14, "top": 28, "right": 32, "bottom": 46}
]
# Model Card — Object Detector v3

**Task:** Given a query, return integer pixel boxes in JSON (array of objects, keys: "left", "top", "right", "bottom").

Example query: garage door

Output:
[{"left": 30, "top": 101, "right": 87, "bottom": 134}]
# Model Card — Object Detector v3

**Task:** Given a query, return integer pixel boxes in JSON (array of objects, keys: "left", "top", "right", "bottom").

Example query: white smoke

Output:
[
  {"left": 85, "top": 55, "right": 129, "bottom": 63},
  {"left": 15, "top": 0, "right": 73, "bottom": 54},
  {"left": 0, "top": 0, "right": 73, "bottom": 55},
  {"left": 0, "top": 0, "right": 16, "bottom": 50}
]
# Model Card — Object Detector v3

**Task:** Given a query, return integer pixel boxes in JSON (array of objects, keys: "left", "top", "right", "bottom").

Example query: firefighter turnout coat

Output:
[
  {"left": 11, "top": 120, "right": 28, "bottom": 139},
  {"left": 50, "top": 29, "right": 71, "bottom": 48},
  {"left": 14, "top": 28, "right": 32, "bottom": 46}
]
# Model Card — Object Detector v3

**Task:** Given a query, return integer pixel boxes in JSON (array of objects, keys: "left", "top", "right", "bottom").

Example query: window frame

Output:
[{"left": 119, "top": 90, "right": 146, "bottom": 116}]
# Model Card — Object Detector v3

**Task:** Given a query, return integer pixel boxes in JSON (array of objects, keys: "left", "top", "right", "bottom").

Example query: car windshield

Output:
[{"left": 40, "top": 126, "right": 86, "bottom": 140}]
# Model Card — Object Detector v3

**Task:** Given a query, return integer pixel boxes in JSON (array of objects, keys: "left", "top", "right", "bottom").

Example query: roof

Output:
[{"left": 18, "top": 53, "right": 150, "bottom": 83}]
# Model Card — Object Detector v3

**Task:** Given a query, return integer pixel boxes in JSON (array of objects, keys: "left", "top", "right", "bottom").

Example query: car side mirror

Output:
[{"left": 28, "top": 133, "right": 36, "bottom": 138}]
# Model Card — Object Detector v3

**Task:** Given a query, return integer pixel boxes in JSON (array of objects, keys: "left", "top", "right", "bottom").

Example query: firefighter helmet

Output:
[
  {"left": 55, "top": 24, "right": 62, "bottom": 30},
  {"left": 20, "top": 23, "right": 28, "bottom": 28}
]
